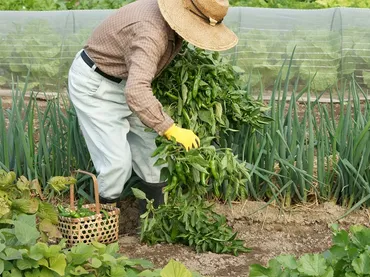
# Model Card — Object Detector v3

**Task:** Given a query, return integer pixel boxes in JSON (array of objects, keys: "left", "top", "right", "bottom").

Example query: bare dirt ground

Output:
[{"left": 117, "top": 198, "right": 370, "bottom": 277}]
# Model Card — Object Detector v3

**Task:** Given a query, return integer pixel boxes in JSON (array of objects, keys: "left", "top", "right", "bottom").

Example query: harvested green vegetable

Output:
[
  {"left": 153, "top": 137, "right": 249, "bottom": 202},
  {"left": 153, "top": 44, "right": 272, "bottom": 140},
  {"left": 137, "top": 44, "right": 271, "bottom": 255},
  {"left": 136, "top": 188, "right": 250, "bottom": 256},
  {"left": 57, "top": 199, "right": 110, "bottom": 219}
]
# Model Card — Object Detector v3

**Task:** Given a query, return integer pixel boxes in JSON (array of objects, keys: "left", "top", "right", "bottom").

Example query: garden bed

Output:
[
  {"left": 117, "top": 199, "right": 370, "bottom": 277},
  {"left": 2, "top": 85, "right": 370, "bottom": 276}
]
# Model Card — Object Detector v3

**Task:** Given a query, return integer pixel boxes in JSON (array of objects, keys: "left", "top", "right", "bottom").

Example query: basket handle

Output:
[{"left": 70, "top": 169, "right": 100, "bottom": 214}]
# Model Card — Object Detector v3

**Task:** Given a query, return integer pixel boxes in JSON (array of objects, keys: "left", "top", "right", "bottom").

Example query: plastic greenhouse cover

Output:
[{"left": 0, "top": 7, "right": 370, "bottom": 92}]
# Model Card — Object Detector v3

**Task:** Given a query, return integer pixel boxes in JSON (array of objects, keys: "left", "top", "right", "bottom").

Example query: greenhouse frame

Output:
[{"left": 0, "top": 7, "right": 370, "bottom": 92}]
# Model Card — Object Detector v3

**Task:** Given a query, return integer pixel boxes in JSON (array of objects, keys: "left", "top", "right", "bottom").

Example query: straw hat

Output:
[{"left": 158, "top": 0, "right": 238, "bottom": 51}]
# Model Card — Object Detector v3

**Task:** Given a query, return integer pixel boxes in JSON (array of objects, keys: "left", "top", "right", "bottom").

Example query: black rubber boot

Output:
[
  {"left": 137, "top": 181, "right": 166, "bottom": 215},
  {"left": 99, "top": 195, "right": 122, "bottom": 209}
]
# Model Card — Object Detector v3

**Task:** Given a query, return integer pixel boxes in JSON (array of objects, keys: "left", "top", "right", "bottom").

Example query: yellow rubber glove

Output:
[{"left": 164, "top": 124, "right": 200, "bottom": 151}]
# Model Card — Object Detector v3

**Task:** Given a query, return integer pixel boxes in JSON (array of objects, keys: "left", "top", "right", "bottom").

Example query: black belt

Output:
[{"left": 81, "top": 50, "right": 122, "bottom": 83}]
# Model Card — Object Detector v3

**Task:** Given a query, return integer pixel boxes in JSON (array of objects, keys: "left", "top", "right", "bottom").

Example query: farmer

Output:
[{"left": 68, "top": 0, "right": 238, "bottom": 211}]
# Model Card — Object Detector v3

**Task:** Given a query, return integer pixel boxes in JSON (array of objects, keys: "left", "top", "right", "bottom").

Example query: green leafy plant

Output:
[
  {"left": 229, "top": 0, "right": 369, "bottom": 8},
  {"left": 316, "top": 0, "right": 370, "bottom": 8},
  {"left": 135, "top": 44, "right": 269, "bottom": 255},
  {"left": 152, "top": 45, "right": 272, "bottom": 139},
  {"left": 3, "top": 0, "right": 369, "bottom": 10},
  {"left": 0, "top": 214, "right": 66, "bottom": 277},
  {"left": 0, "top": 170, "right": 61, "bottom": 241},
  {"left": 0, "top": 14, "right": 369, "bottom": 93},
  {"left": 0, "top": 81, "right": 95, "bottom": 197},
  {"left": 228, "top": 51, "right": 370, "bottom": 210},
  {"left": 0, "top": 213, "right": 201, "bottom": 276},
  {"left": 57, "top": 198, "right": 111, "bottom": 218},
  {"left": 229, "top": 28, "right": 341, "bottom": 92},
  {"left": 0, "top": 0, "right": 133, "bottom": 11},
  {"left": 0, "top": 169, "right": 201, "bottom": 276},
  {"left": 136, "top": 139, "right": 252, "bottom": 255},
  {"left": 152, "top": 138, "right": 250, "bottom": 201},
  {"left": 0, "top": 19, "right": 96, "bottom": 91},
  {"left": 0, "top": 20, "right": 66, "bottom": 90},
  {"left": 134, "top": 188, "right": 249, "bottom": 256},
  {"left": 249, "top": 224, "right": 370, "bottom": 277}
]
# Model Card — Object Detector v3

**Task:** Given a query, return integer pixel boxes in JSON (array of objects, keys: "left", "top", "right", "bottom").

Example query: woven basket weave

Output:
[{"left": 58, "top": 170, "right": 120, "bottom": 247}]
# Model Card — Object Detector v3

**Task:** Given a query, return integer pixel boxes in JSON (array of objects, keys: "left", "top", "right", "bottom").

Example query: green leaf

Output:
[
  {"left": 276, "top": 254, "right": 298, "bottom": 270},
  {"left": 160, "top": 167, "right": 170, "bottom": 182},
  {"left": 123, "top": 258, "right": 154, "bottom": 269},
  {"left": 139, "top": 269, "right": 162, "bottom": 276},
  {"left": 69, "top": 265, "right": 90, "bottom": 275},
  {"left": 352, "top": 253, "right": 370, "bottom": 275},
  {"left": 105, "top": 242, "right": 119, "bottom": 255},
  {"left": 102, "top": 253, "right": 117, "bottom": 264},
  {"left": 37, "top": 202, "right": 58, "bottom": 224},
  {"left": 0, "top": 247, "right": 22, "bottom": 260},
  {"left": 24, "top": 268, "right": 42, "bottom": 277},
  {"left": 110, "top": 265, "right": 127, "bottom": 277},
  {"left": 161, "top": 259, "right": 192, "bottom": 277},
  {"left": 214, "top": 102, "right": 224, "bottom": 123},
  {"left": 0, "top": 242, "right": 6, "bottom": 252},
  {"left": 154, "top": 158, "right": 167, "bottom": 166},
  {"left": 91, "top": 240, "right": 107, "bottom": 254},
  {"left": 13, "top": 214, "right": 40, "bottom": 245},
  {"left": 3, "top": 267, "right": 22, "bottom": 277},
  {"left": 329, "top": 245, "right": 347, "bottom": 260},
  {"left": 29, "top": 243, "right": 50, "bottom": 260},
  {"left": 266, "top": 259, "right": 283, "bottom": 276},
  {"left": 38, "top": 219, "right": 62, "bottom": 240},
  {"left": 40, "top": 267, "right": 54, "bottom": 277},
  {"left": 47, "top": 176, "right": 75, "bottom": 193},
  {"left": 47, "top": 253, "right": 66, "bottom": 275},
  {"left": 0, "top": 260, "right": 3, "bottom": 274},
  {"left": 39, "top": 258, "right": 49, "bottom": 268},
  {"left": 11, "top": 198, "right": 39, "bottom": 214},
  {"left": 67, "top": 243, "right": 94, "bottom": 265},
  {"left": 351, "top": 226, "right": 370, "bottom": 249},
  {"left": 0, "top": 198, "right": 10, "bottom": 218},
  {"left": 345, "top": 273, "right": 358, "bottom": 277},
  {"left": 16, "top": 258, "right": 38, "bottom": 270},
  {"left": 249, "top": 264, "right": 271, "bottom": 277},
  {"left": 41, "top": 244, "right": 62, "bottom": 259},
  {"left": 298, "top": 254, "right": 327, "bottom": 276},
  {"left": 198, "top": 110, "right": 214, "bottom": 126},
  {"left": 190, "top": 163, "right": 208, "bottom": 174},
  {"left": 132, "top": 188, "right": 147, "bottom": 200},
  {"left": 91, "top": 257, "right": 102, "bottom": 268},
  {"left": 322, "top": 267, "right": 334, "bottom": 277},
  {"left": 332, "top": 230, "right": 350, "bottom": 247}
]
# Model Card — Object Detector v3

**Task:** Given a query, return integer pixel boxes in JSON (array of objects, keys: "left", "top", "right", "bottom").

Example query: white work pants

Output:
[{"left": 68, "top": 50, "right": 163, "bottom": 201}]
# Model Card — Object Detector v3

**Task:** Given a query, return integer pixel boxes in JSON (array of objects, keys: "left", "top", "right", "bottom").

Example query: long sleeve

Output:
[{"left": 124, "top": 21, "right": 174, "bottom": 135}]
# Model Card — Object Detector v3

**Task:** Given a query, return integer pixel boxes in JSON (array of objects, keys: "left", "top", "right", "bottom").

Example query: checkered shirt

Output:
[{"left": 84, "top": 0, "right": 183, "bottom": 135}]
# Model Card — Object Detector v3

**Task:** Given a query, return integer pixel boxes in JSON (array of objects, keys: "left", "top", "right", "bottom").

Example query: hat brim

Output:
[{"left": 158, "top": 0, "right": 238, "bottom": 51}]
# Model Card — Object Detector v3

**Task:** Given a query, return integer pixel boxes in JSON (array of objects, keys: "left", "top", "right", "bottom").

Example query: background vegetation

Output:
[{"left": 0, "top": 0, "right": 369, "bottom": 10}]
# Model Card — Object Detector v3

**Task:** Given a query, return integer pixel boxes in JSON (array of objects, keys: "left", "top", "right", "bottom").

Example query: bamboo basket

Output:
[{"left": 58, "top": 170, "right": 120, "bottom": 247}]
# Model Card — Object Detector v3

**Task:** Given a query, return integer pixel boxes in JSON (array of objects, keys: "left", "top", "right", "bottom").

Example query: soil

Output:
[{"left": 117, "top": 198, "right": 370, "bottom": 277}]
